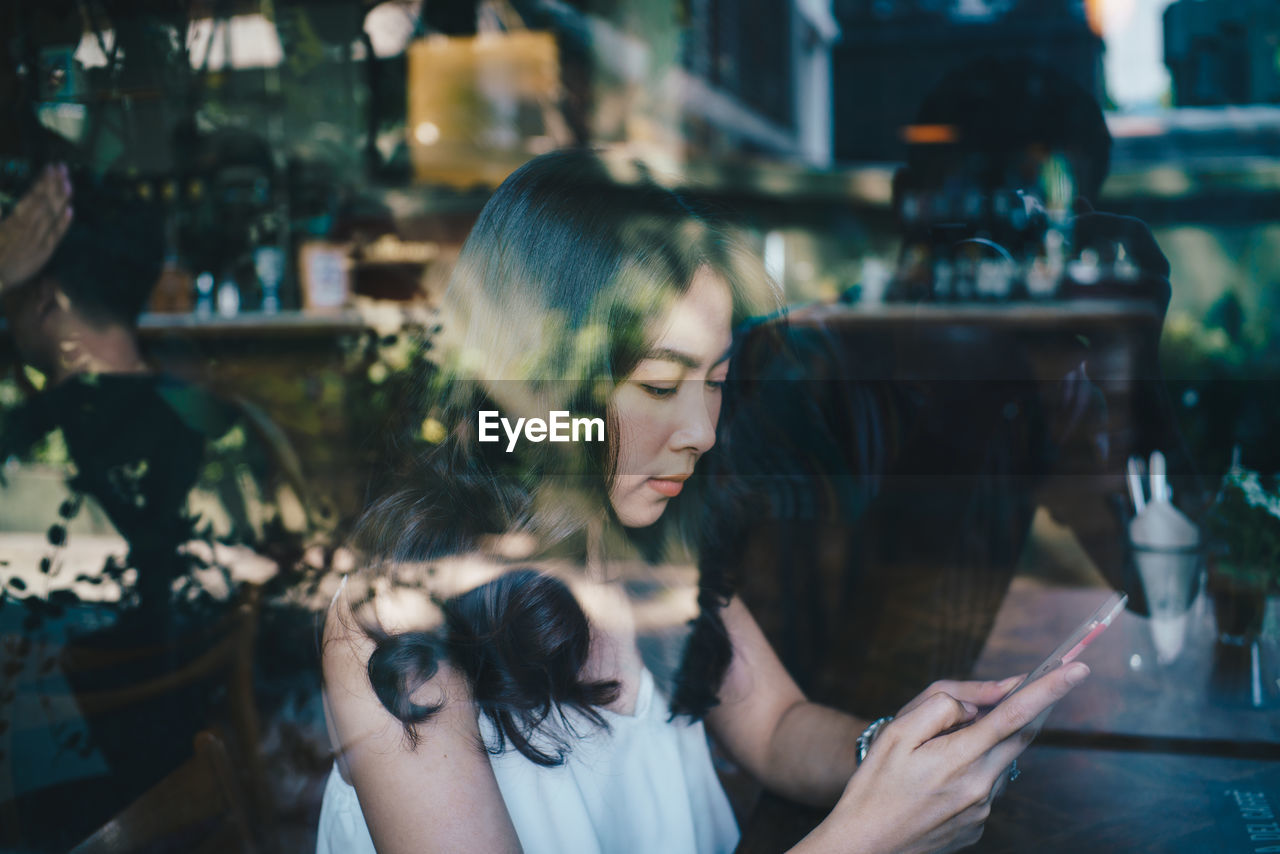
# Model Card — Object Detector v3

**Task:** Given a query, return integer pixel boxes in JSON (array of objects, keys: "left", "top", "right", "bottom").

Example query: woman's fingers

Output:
[
  {"left": 931, "top": 675, "right": 1026, "bottom": 709},
  {"left": 882, "top": 691, "right": 979, "bottom": 752},
  {"left": 34, "top": 197, "right": 74, "bottom": 262},
  {"left": 1, "top": 164, "right": 74, "bottom": 288},
  {"left": 14, "top": 165, "right": 69, "bottom": 228},
  {"left": 970, "top": 663, "right": 1088, "bottom": 753},
  {"left": 896, "top": 675, "right": 1022, "bottom": 718},
  {"left": 25, "top": 167, "right": 74, "bottom": 253}
]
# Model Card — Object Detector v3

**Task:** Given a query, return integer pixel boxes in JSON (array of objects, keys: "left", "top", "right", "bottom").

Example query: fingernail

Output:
[
  {"left": 999, "top": 675, "right": 1021, "bottom": 688},
  {"left": 1065, "top": 664, "right": 1089, "bottom": 686},
  {"left": 961, "top": 701, "right": 978, "bottom": 715}
]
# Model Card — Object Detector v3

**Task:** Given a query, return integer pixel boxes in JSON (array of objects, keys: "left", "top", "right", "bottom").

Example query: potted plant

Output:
[{"left": 1205, "top": 465, "right": 1280, "bottom": 644}]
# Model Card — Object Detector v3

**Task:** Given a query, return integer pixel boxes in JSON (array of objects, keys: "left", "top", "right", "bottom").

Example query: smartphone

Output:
[{"left": 1003, "top": 591, "right": 1127, "bottom": 701}]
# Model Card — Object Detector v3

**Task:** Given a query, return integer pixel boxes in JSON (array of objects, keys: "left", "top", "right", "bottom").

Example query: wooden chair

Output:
[
  {"left": 69, "top": 729, "right": 258, "bottom": 854},
  {"left": 3, "top": 584, "right": 273, "bottom": 847},
  {"left": 61, "top": 584, "right": 273, "bottom": 826},
  {"left": 59, "top": 583, "right": 264, "bottom": 757}
]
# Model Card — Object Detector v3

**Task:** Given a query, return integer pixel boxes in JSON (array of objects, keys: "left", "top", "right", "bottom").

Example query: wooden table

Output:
[
  {"left": 973, "top": 580, "right": 1280, "bottom": 852},
  {"left": 736, "top": 579, "right": 1280, "bottom": 852},
  {"left": 975, "top": 747, "right": 1280, "bottom": 854},
  {"left": 972, "top": 580, "right": 1280, "bottom": 748}
]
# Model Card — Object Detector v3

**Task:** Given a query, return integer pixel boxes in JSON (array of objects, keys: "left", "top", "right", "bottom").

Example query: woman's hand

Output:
[
  {"left": 0, "top": 164, "right": 72, "bottom": 292},
  {"left": 799, "top": 663, "right": 1088, "bottom": 854}
]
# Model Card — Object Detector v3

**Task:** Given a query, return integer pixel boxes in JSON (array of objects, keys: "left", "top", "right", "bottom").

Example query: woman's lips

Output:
[{"left": 647, "top": 476, "right": 687, "bottom": 498}]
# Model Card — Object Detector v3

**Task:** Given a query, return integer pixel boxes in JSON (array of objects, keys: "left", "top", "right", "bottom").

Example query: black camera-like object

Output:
[{"left": 890, "top": 186, "right": 1071, "bottom": 302}]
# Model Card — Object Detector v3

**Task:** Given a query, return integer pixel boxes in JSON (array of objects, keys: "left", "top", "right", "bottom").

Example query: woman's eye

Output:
[
  {"left": 705, "top": 379, "right": 725, "bottom": 392},
  {"left": 640, "top": 383, "right": 678, "bottom": 398}
]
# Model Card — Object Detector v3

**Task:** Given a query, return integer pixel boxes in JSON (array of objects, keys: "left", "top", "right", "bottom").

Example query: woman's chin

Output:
[{"left": 612, "top": 497, "right": 669, "bottom": 529}]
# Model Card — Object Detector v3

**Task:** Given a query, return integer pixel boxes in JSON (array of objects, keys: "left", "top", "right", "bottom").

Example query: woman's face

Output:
[{"left": 608, "top": 266, "right": 732, "bottom": 528}]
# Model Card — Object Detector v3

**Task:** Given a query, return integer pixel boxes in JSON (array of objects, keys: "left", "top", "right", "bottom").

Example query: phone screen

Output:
[{"left": 1003, "top": 591, "right": 1127, "bottom": 701}]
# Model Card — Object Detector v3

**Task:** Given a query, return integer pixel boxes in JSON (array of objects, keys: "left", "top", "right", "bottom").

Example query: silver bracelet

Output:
[{"left": 856, "top": 716, "right": 893, "bottom": 765}]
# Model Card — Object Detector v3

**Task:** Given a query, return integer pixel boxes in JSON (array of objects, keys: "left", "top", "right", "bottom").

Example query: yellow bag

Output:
[{"left": 407, "top": 31, "right": 561, "bottom": 189}]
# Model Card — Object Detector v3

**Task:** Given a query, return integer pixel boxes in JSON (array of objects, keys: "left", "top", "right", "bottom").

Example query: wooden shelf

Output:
[
  {"left": 134, "top": 309, "right": 372, "bottom": 339},
  {"left": 789, "top": 299, "right": 1165, "bottom": 327}
]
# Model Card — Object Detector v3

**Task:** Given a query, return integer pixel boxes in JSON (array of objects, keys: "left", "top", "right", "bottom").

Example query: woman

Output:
[{"left": 320, "top": 151, "right": 1087, "bottom": 854}]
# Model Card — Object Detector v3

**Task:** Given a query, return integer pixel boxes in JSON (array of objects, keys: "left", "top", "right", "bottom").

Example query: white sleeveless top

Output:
[{"left": 316, "top": 668, "right": 740, "bottom": 854}]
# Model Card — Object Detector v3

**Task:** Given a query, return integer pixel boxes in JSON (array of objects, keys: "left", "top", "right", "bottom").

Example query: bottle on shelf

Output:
[
  {"left": 254, "top": 246, "right": 285, "bottom": 314},
  {"left": 195, "top": 272, "right": 215, "bottom": 316},
  {"left": 216, "top": 276, "right": 241, "bottom": 317}
]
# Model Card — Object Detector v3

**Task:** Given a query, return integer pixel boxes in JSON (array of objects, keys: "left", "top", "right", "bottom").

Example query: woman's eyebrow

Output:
[{"left": 643, "top": 347, "right": 701, "bottom": 369}]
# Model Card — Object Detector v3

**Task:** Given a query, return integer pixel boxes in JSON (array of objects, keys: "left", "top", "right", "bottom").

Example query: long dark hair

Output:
[{"left": 344, "top": 150, "right": 776, "bottom": 765}]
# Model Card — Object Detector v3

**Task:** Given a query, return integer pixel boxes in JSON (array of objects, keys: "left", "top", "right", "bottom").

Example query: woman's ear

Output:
[
  {"left": 32, "top": 277, "right": 63, "bottom": 320},
  {"left": 2, "top": 276, "right": 66, "bottom": 377}
]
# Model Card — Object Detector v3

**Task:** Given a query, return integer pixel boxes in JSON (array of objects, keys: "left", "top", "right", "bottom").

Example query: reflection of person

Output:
[
  {"left": 721, "top": 59, "right": 1188, "bottom": 712},
  {"left": 319, "top": 151, "right": 1087, "bottom": 854},
  {"left": 890, "top": 55, "right": 1171, "bottom": 307},
  {"left": 2, "top": 175, "right": 298, "bottom": 612},
  {"left": 0, "top": 173, "right": 306, "bottom": 847},
  {"left": 890, "top": 56, "right": 1192, "bottom": 609}
]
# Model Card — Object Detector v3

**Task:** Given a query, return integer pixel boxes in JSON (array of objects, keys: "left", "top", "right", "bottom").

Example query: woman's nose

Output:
[{"left": 669, "top": 383, "right": 718, "bottom": 455}]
